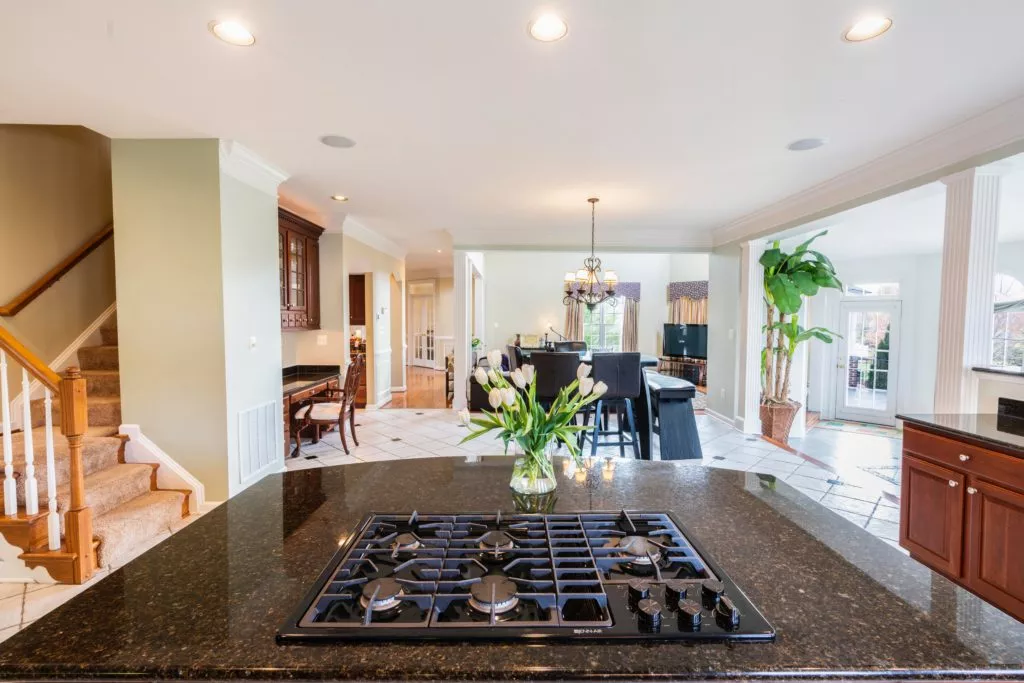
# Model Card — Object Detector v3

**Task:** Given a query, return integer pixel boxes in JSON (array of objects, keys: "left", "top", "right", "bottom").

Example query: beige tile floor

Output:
[{"left": 0, "top": 408, "right": 903, "bottom": 646}]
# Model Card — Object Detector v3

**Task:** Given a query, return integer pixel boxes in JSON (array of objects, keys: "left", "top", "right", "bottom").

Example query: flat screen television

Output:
[{"left": 663, "top": 323, "right": 708, "bottom": 359}]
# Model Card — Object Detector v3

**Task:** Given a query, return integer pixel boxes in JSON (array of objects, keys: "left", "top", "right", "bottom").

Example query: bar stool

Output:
[
  {"left": 530, "top": 351, "right": 581, "bottom": 407},
  {"left": 580, "top": 352, "right": 641, "bottom": 458}
]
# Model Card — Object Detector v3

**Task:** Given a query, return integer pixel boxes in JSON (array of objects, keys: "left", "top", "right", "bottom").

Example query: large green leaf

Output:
[
  {"left": 767, "top": 274, "right": 802, "bottom": 314},
  {"left": 790, "top": 269, "right": 819, "bottom": 296},
  {"left": 759, "top": 248, "right": 784, "bottom": 269}
]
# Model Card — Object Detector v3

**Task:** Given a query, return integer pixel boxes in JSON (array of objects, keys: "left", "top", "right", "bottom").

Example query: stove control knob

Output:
[
  {"left": 637, "top": 598, "right": 663, "bottom": 633},
  {"left": 664, "top": 579, "right": 689, "bottom": 605},
  {"left": 715, "top": 595, "right": 741, "bottom": 629},
  {"left": 701, "top": 579, "right": 725, "bottom": 609},
  {"left": 677, "top": 599, "right": 703, "bottom": 629},
  {"left": 628, "top": 579, "right": 651, "bottom": 602}
]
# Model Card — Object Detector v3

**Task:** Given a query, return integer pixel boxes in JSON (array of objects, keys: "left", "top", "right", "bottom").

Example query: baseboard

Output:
[
  {"left": 391, "top": 385, "right": 407, "bottom": 392},
  {"left": 9, "top": 302, "right": 117, "bottom": 430},
  {"left": 377, "top": 389, "right": 393, "bottom": 407},
  {"left": 705, "top": 409, "right": 736, "bottom": 429},
  {"left": 120, "top": 424, "right": 205, "bottom": 513}
]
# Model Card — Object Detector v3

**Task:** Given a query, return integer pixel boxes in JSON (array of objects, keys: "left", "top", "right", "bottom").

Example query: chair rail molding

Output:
[{"left": 218, "top": 140, "right": 289, "bottom": 196}]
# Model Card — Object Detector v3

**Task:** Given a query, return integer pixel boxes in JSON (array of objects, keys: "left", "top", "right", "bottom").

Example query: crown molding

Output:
[
  {"left": 712, "top": 94, "right": 1024, "bottom": 247},
  {"left": 218, "top": 140, "right": 289, "bottom": 196},
  {"left": 342, "top": 217, "right": 407, "bottom": 261}
]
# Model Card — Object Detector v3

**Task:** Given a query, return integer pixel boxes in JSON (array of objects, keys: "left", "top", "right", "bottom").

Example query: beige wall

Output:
[
  {"left": 343, "top": 235, "right": 405, "bottom": 407},
  {"left": 706, "top": 244, "right": 741, "bottom": 422},
  {"left": 111, "top": 139, "right": 283, "bottom": 500},
  {"left": 0, "top": 125, "right": 115, "bottom": 407}
]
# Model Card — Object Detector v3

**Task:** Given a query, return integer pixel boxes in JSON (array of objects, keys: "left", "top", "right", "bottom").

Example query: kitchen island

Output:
[{"left": 0, "top": 457, "right": 1021, "bottom": 680}]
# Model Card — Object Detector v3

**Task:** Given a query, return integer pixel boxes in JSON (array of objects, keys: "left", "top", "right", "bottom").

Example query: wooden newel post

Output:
[{"left": 59, "top": 366, "right": 94, "bottom": 583}]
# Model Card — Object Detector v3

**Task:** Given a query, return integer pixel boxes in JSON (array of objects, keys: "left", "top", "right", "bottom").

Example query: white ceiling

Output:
[
  {"left": 3, "top": 1, "right": 1024, "bottom": 256},
  {"left": 781, "top": 154, "right": 1024, "bottom": 259}
]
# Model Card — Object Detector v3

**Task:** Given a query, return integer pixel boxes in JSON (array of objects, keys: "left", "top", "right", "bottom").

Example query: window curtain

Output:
[
  {"left": 565, "top": 299, "right": 584, "bottom": 341},
  {"left": 670, "top": 296, "right": 708, "bottom": 324},
  {"left": 622, "top": 298, "right": 639, "bottom": 352},
  {"left": 667, "top": 280, "right": 709, "bottom": 324}
]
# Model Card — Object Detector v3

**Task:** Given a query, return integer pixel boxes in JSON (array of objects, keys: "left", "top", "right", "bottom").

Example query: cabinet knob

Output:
[
  {"left": 948, "top": 480, "right": 959, "bottom": 488},
  {"left": 967, "top": 486, "right": 977, "bottom": 495},
  {"left": 959, "top": 454, "right": 970, "bottom": 462}
]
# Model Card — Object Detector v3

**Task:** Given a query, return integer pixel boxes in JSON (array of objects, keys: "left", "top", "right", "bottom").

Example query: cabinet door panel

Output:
[
  {"left": 966, "top": 480, "right": 1024, "bottom": 620},
  {"left": 900, "top": 454, "right": 965, "bottom": 577}
]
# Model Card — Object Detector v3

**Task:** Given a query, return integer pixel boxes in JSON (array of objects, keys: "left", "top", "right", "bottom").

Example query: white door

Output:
[
  {"left": 410, "top": 294, "right": 435, "bottom": 368},
  {"left": 834, "top": 300, "right": 901, "bottom": 426}
]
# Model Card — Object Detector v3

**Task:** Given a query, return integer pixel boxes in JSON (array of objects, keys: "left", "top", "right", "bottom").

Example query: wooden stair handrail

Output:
[
  {"left": 0, "top": 223, "right": 114, "bottom": 318},
  {"left": 0, "top": 326, "right": 60, "bottom": 391}
]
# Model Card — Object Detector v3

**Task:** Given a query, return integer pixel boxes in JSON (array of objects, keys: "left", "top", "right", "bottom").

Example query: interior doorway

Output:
[
  {"left": 409, "top": 290, "right": 435, "bottom": 369},
  {"left": 834, "top": 300, "right": 902, "bottom": 426}
]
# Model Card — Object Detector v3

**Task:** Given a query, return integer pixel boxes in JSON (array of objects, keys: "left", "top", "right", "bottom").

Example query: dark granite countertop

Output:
[
  {"left": 1, "top": 458, "right": 1022, "bottom": 680},
  {"left": 899, "top": 413, "right": 1024, "bottom": 458},
  {"left": 282, "top": 366, "right": 341, "bottom": 396},
  {"left": 973, "top": 366, "right": 1024, "bottom": 378}
]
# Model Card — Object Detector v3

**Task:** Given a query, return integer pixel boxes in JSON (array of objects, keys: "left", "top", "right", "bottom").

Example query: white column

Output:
[
  {"left": 452, "top": 250, "right": 471, "bottom": 411},
  {"left": 934, "top": 167, "right": 1001, "bottom": 414},
  {"left": 738, "top": 239, "right": 765, "bottom": 433}
]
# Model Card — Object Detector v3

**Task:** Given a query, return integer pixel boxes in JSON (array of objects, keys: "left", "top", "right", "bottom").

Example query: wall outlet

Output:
[
  {"left": 249, "top": 336, "right": 257, "bottom": 350},
  {"left": 317, "top": 334, "right": 328, "bottom": 346}
]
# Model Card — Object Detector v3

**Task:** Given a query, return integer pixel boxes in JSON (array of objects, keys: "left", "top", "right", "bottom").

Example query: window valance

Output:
[
  {"left": 565, "top": 281, "right": 641, "bottom": 301},
  {"left": 668, "top": 280, "right": 708, "bottom": 302}
]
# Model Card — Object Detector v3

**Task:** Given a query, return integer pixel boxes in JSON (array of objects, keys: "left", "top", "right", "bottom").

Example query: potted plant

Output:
[
  {"left": 759, "top": 232, "right": 842, "bottom": 442},
  {"left": 458, "top": 349, "right": 606, "bottom": 494}
]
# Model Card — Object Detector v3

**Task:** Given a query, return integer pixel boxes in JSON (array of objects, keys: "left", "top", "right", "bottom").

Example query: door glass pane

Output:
[{"left": 844, "top": 309, "right": 892, "bottom": 412}]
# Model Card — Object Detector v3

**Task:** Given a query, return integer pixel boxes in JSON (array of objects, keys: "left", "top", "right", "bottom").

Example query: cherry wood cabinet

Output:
[
  {"left": 900, "top": 455, "right": 964, "bottom": 577},
  {"left": 349, "top": 274, "right": 366, "bottom": 326},
  {"left": 901, "top": 424, "right": 1024, "bottom": 621},
  {"left": 279, "top": 208, "right": 324, "bottom": 331}
]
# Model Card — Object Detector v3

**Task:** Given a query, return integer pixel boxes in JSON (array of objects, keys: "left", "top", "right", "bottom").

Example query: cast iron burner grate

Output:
[{"left": 277, "top": 510, "right": 775, "bottom": 642}]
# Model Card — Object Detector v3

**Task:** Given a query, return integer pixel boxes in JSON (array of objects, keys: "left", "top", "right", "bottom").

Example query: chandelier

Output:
[{"left": 563, "top": 197, "right": 618, "bottom": 309}]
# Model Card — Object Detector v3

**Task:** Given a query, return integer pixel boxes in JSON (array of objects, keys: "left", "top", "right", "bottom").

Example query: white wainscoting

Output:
[{"left": 237, "top": 400, "right": 281, "bottom": 489}]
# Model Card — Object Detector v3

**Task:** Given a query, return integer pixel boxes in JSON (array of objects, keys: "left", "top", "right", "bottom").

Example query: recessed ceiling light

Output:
[
  {"left": 208, "top": 20, "right": 255, "bottom": 47},
  {"left": 319, "top": 135, "right": 356, "bottom": 149},
  {"left": 331, "top": 195, "right": 349, "bottom": 202},
  {"left": 787, "top": 138, "right": 828, "bottom": 152},
  {"left": 528, "top": 14, "right": 568, "bottom": 42},
  {"left": 843, "top": 16, "right": 892, "bottom": 42}
]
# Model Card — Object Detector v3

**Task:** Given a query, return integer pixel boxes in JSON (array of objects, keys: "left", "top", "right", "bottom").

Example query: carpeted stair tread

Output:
[
  {"left": 82, "top": 370, "right": 120, "bottom": 397},
  {"left": 30, "top": 394, "right": 122, "bottom": 429},
  {"left": 93, "top": 490, "right": 185, "bottom": 568},
  {"left": 99, "top": 316, "right": 118, "bottom": 345},
  {"left": 56, "top": 463, "right": 153, "bottom": 531},
  {"left": 0, "top": 429, "right": 122, "bottom": 506},
  {"left": 77, "top": 345, "right": 119, "bottom": 371}
]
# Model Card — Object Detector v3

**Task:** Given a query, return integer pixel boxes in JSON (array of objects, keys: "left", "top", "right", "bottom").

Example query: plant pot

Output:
[
  {"left": 760, "top": 401, "right": 801, "bottom": 443},
  {"left": 510, "top": 453, "right": 557, "bottom": 495}
]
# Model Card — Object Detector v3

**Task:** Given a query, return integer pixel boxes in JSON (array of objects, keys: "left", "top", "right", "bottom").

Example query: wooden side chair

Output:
[{"left": 292, "top": 355, "right": 364, "bottom": 456}]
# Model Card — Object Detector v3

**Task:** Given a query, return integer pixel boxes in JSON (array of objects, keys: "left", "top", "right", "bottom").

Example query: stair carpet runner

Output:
[{"left": 0, "top": 315, "right": 187, "bottom": 571}]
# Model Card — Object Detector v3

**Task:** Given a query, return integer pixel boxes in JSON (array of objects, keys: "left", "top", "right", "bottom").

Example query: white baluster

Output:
[
  {"left": 1, "top": 351, "right": 15, "bottom": 517},
  {"left": 44, "top": 389, "right": 59, "bottom": 550},
  {"left": 21, "top": 370, "right": 39, "bottom": 515}
]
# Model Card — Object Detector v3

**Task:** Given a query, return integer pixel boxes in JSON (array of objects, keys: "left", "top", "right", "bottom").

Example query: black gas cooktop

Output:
[{"left": 277, "top": 510, "right": 774, "bottom": 642}]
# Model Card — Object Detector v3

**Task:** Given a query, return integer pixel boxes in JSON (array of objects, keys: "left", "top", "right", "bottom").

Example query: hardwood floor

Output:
[{"left": 385, "top": 365, "right": 448, "bottom": 409}]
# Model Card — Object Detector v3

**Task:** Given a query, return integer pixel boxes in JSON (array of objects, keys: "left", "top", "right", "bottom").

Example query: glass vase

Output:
[{"left": 509, "top": 449, "right": 557, "bottom": 495}]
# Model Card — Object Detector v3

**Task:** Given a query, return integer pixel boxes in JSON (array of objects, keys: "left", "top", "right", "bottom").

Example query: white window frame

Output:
[{"left": 583, "top": 298, "right": 624, "bottom": 352}]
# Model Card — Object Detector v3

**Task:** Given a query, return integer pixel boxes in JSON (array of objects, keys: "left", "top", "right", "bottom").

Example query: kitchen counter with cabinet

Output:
[
  {"left": 0, "top": 457, "right": 1022, "bottom": 680},
  {"left": 897, "top": 411, "right": 1024, "bottom": 623}
]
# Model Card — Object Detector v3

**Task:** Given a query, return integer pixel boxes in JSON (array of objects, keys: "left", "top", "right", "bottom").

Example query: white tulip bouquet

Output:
[{"left": 458, "top": 349, "right": 607, "bottom": 493}]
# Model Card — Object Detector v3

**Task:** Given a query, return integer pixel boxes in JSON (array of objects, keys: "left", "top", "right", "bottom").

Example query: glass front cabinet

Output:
[{"left": 279, "top": 208, "right": 323, "bottom": 330}]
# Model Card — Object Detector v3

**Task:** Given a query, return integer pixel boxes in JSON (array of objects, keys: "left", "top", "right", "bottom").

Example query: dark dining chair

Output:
[
  {"left": 292, "top": 354, "right": 364, "bottom": 456},
  {"left": 530, "top": 352, "right": 581, "bottom": 405},
  {"left": 506, "top": 344, "right": 525, "bottom": 371},
  {"left": 554, "top": 341, "right": 588, "bottom": 353},
  {"left": 580, "top": 352, "right": 641, "bottom": 458}
]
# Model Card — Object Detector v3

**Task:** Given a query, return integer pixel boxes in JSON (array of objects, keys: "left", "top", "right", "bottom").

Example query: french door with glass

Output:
[
  {"left": 410, "top": 294, "right": 435, "bottom": 368},
  {"left": 834, "top": 300, "right": 901, "bottom": 426}
]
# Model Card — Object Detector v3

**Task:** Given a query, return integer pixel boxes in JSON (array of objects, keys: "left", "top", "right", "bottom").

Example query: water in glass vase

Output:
[{"left": 510, "top": 452, "right": 557, "bottom": 495}]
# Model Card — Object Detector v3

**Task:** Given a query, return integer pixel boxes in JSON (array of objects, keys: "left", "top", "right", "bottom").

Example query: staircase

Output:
[{"left": 1, "top": 314, "right": 189, "bottom": 581}]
